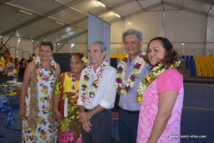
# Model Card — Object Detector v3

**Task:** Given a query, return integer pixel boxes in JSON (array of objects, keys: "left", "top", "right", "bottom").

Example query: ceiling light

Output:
[
  {"left": 55, "top": 21, "right": 65, "bottom": 25},
  {"left": 71, "top": 43, "right": 75, "bottom": 48},
  {"left": 19, "top": 10, "right": 33, "bottom": 16},
  {"left": 114, "top": 13, "right": 121, "bottom": 18},
  {"left": 96, "top": 1, "right": 105, "bottom": 7},
  {"left": 57, "top": 43, "right": 60, "bottom": 46}
]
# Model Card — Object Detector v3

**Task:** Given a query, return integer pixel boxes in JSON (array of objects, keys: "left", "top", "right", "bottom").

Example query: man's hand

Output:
[
  {"left": 80, "top": 112, "right": 92, "bottom": 123},
  {"left": 82, "top": 120, "right": 92, "bottom": 133}
]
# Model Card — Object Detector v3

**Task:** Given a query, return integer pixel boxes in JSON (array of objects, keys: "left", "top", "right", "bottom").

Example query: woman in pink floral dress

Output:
[{"left": 137, "top": 37, "right": 184, "bottom": 143}]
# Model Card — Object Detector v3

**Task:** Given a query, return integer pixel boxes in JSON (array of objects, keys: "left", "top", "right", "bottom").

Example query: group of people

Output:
[
  {"left": 0, "top": 54, "right": 27, "bottom": 82},
  {"left": 18, "top": 29, "right": 184, "bottom": 143}
]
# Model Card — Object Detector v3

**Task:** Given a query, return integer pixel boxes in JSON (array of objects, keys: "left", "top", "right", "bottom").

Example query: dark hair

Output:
[
  {"left": 14, "top": 57, "right": 18, "bottom": 63},
  {"left": 71, "top": 53, "right": 84, "bottom": 62},
  {"left": 19, "top": 58, "right": 26, "bottom": 65},
  {"left": 39, "top": 41, "right": 54, "bottom": 51},
  {"left": 10, "top": 57, "right": 13, "bottom": 63},
  {"left": 146, "top": 37, "right": 180, "bottom": 70}
]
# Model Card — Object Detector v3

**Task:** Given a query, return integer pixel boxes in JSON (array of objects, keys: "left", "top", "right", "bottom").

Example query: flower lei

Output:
[
  {"left": 35, "top": 56, "right": 56, "bottom": 81},
  {"left": 81, "top": 59, "right": 108, "bottom": 104},
  {"left": 69, "top": 72, "right": 79, "bottom": 96},
  {"left": 115, "top": 53, "right": 146, "bottom": 95},
  {"left": 136, "top": 61, "right": 181, "bottom": 104}
]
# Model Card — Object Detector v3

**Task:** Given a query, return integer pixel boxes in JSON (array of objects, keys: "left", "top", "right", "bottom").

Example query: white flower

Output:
[{"left": 115, "top": 53, "right": 146, "bottom": 95}]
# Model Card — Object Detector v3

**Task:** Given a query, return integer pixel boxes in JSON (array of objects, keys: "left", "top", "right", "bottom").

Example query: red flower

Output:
[
  {"left": 145, "top": 78, "right": 149, "bottom": 83},
  {"left": 41, "top": 119, "right": 45, "bottom": 123},
  {"left": 93, "top": 83, "right": 97, "bottom": 87},
  {"left": 46, "top": 97, "right": 50, "bottom": 101},
  {"left": 49, "top": 71, "right": 54, "bottom": 75},
  {"left": 41, "top": 131, "right": 45, "bottom": 135}
]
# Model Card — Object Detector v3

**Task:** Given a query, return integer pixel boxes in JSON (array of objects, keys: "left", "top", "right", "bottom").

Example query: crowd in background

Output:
[{"left": 0, "top": 47, "right": 36, "bottom": 82}]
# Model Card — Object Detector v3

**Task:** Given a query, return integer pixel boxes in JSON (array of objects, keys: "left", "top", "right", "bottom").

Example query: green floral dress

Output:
[{"left": 54, "top": 72, "right": 82, "bottom": 143}]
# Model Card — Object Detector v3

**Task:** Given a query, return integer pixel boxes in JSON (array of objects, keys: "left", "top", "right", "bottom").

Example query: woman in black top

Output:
[{"left": 17, "top": 58, "right": 26, "bottom": 82}]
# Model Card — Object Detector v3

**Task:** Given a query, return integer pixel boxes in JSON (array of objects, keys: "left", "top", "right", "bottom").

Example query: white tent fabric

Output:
[{"left": 0, "top": 0, "right": 214, "bottom": 56}]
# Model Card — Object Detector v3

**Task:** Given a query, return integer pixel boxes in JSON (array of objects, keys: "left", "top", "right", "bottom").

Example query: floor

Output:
[{"left": 0, "top": 82, "right": 214, "bottom": 143}]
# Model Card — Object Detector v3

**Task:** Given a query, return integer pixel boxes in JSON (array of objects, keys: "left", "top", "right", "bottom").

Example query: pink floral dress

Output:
[{"left": 137, "top": 69, "right": 184, "bottom": 143}]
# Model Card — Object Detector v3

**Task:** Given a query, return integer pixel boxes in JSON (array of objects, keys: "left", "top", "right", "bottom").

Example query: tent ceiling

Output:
[{"left": 0, "top": 0, "right": 213, "bottom": 44}]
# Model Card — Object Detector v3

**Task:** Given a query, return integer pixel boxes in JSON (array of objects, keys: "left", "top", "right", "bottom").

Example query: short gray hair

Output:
[
  {"left": 90, "top": 41, "right": 106, "bottom": 52},
  {"left": 122, "top": 29, "right": 143, "bottom": 43}
]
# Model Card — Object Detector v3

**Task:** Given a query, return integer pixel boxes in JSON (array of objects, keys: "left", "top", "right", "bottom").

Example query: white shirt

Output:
[
  {"left": 4, "top": 62, "right": 14, "bottom": 76},
  {"left": 78, "top": 65, "right": 117, "bottom": 110}
]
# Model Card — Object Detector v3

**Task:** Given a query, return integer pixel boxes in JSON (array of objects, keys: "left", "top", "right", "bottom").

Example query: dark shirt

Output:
[{"left": 19, "top": 65, "right": 26, "bottom": 76}]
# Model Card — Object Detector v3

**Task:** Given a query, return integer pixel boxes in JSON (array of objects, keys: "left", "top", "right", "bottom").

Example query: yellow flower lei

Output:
[{"left": 136, "top": 61, "right": 181, "bottom": 104}]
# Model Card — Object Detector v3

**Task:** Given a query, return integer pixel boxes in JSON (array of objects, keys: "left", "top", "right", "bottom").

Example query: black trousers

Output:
[
  {"left": 82, "top": 109, "right": 112, "bottom": 143},
  {"left": 119, "top": 108, "right": 139, "bottom": 143}
]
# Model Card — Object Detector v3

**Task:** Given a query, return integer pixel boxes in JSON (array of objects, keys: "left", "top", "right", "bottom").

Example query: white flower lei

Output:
[
  {"left": 115, "top": 53, "right": 146, "bottom": 95},
  {"left": 68, "top": 72, "right": 80, "bottom": 100},
  {"left": 35, "top": 56, "right": 56, "bottom": 81},
  {"left": 69, "top": 72, "right": 77, "bottom": 93},
  {"left": 80, "top": 59, "right": 108, "bottom": 104}
]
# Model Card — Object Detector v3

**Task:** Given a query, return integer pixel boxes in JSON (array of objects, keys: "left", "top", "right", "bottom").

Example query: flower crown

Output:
[{"left": 82, "top": 57, "right": 88, "bottom": 63}]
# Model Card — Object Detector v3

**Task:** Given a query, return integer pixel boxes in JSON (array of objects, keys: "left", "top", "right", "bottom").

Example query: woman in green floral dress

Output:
[{"left": 53, "top": 53, "right": 86, "bottom": 143}]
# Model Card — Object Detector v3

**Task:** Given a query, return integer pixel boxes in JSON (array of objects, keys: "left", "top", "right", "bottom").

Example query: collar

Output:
[
  {"left": 92, "top": 65, "right": 101, "bottom": 74},
  {"left": 128, "top": 52, "right": 142, "bottom": 66}
]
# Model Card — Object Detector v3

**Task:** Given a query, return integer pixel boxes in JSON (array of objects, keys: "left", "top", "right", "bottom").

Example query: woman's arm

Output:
[
  {"left": 147, "top": 90, "right": 178, "bottom": 143},
  {"left": 53, "top": 64, "right": 61, "bottom": 121},
  {"left": 56, "top": 63, "right": 61, "bottom": 77},
  {"left": 18, "top": 62, "right": 35, "bottom": 120},
  {"left": 53, "top": 93, "right": 62, "bottom": 120}
]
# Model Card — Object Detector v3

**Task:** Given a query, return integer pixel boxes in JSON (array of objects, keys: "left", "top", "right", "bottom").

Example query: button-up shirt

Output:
[
  {"left": 78, "top": 64, "right": 117, "bottom": 110},
  {"left": 119, "top": 53, "right": 149, "bottom": 111}
]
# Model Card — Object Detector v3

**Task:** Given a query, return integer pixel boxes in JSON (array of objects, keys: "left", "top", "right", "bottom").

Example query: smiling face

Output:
[
  {"left": 124, "top": 33, "right": 143, "bottom": 57},
  {"left": 147, "top": 40, "right": 166, "bottom": 66},
  {"left": 39, "top": 45, "right": 53, "bottom": 62},
  {"left": 88, "top": 43, "right": 106, "bottom": 67},
  {"left": 70, "top": 54, "right": 84, "bottom": 74}
]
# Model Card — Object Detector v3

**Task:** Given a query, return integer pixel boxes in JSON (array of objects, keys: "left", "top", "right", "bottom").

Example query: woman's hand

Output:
[
  {"left": 18, "top": 107, "right": 25, "bottom": 120},
  {"left": 54, "top": 109, "right": 62, "bottom": 121}
]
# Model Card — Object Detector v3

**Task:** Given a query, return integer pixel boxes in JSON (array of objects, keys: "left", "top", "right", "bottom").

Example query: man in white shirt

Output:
[{"left": 78, "top": 41, "right": 117, "bottom": 143}]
